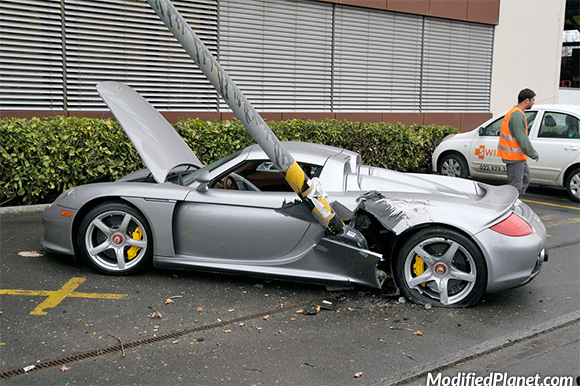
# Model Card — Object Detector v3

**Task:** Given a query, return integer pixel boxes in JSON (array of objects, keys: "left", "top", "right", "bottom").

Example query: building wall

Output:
[
  {"left": 0, "top": 0, "right": 520, "bottom": 131},
  {"left": 490, "top": 0, "right": 566, "bottom": 115}
]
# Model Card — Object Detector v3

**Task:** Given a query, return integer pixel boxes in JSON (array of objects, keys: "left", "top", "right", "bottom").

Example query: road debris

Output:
[
  {"left": 150, "top": 311, "right": 163, "bottom": 319},
  {"left": 18, "top": 251, "right": 42, "bottom": 258},
  {"left": 109, "top": 334, "right": 126, "bottom": 356}
]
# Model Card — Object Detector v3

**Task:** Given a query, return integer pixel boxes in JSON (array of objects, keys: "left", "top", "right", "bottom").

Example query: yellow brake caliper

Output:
[
  {"left": 127, "top": 227, "right": 142, "bottom": 260},
  {"left": 412, "top": 255, "right": 426, "bottom": 287}
]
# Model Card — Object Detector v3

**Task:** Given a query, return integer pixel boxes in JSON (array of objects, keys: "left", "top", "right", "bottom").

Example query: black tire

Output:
[
  {"left": 393, "top": 227, "right": 487, "bottom": 307},
  {"left": 438, "top": 153, "right": 469, "bottom": 178},
  {"left": 565, "top": 168, "right": 580, "bottom": 203},
  {"left": 78, "top": 202, "right": 153, "bottom": 275}
]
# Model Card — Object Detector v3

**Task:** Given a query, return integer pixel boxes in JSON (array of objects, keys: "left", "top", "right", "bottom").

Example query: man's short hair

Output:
[{"left": 518, "top": 88, "right": 536, "bottom": 103}]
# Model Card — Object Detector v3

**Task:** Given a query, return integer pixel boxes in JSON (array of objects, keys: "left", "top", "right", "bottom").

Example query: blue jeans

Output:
[{"left": 506, "top": 161, "right": 531, "bottom": 196}]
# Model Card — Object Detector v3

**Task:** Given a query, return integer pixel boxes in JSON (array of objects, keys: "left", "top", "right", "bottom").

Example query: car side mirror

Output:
[
  {"left": 478, "top": 127, "right": 485, "bottom": 136},
  {"left": 195, "top": 170, "right": 210, "bottom": 192}
]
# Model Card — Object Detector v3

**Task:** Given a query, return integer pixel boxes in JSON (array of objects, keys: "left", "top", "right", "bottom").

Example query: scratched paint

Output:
[{"left": 355, "top": 191, "right": 406, "bottom": 233}]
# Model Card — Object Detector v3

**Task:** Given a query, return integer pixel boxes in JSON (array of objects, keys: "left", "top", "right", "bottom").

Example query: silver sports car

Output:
[{"left": 41, "top": 82, "right": 548, "bottom": 308}]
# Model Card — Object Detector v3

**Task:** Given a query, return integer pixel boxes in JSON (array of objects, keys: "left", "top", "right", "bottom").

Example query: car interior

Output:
[
  {"left": 538, "top": 112, "right": 580, "bottom": 138},
  {"left": 211, "top": 161, "right": 321, "bottom": 192}
]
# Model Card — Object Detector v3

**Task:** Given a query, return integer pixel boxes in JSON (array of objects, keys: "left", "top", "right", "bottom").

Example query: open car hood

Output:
[{"left": 97, "top": 81, "right": 202, "bottom": 183}]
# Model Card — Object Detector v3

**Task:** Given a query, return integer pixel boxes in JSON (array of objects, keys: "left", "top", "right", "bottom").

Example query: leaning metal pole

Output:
[{"left": 146, "top": 0, "right": 343, "bottom": 234}]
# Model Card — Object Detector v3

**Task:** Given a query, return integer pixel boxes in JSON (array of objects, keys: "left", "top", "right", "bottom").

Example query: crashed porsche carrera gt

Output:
[{"left": 41, "top": 82, "right": 547, "bottom": 308}]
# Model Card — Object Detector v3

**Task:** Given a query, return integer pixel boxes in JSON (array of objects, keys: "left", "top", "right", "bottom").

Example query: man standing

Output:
[{"left": 497, "top": 88, "right": 539, "bottom": 196}]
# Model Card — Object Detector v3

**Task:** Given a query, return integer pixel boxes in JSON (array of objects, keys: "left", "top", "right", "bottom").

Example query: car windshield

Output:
[{"left": 179, "top": 150, "right": 243, "bottom": 186}]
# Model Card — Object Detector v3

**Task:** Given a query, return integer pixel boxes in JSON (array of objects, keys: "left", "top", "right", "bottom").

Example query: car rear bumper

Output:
[{"left": 477, "top": 211, "right": 547, "bottom": 293}]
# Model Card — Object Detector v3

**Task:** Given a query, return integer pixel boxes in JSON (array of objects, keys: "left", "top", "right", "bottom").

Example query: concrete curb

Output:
[
  {"left": 0, "top": 204, "right": 50, "bottom": 214},
  {"left": 382, "top": 310, "right": 580, "bottom": 385}
]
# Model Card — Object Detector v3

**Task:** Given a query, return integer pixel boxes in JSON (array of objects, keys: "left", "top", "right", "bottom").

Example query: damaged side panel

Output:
[
  {"left": 314, "top": 238, "right": 384, "bottom": 289},
  {"left": 354, "top": 191, "right": 407, "bottom": 234}
]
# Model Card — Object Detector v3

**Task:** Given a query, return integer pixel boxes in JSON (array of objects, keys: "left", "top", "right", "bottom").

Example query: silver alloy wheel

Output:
[
  {"left": 84, "top": 210, "right": 149, "bottom": 272},
  {"left": 441, "top": 158, "right": 463, "bottom": 177},
  {"left": 403, "top": 237, "right": 477, "bottom": 306}
]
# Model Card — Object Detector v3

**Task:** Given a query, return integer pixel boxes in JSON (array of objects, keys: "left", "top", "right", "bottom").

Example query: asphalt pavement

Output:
[{"left": 0, "top": 186, "right": 578, "bottom": 385}]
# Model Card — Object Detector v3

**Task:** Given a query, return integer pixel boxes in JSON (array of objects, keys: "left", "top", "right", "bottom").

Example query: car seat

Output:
[
  {"left": 539, "top": 114, "right": 557, "bottom": 137},
  {"left": 565, "top": 115, "right": 579, "bottom": 138}
]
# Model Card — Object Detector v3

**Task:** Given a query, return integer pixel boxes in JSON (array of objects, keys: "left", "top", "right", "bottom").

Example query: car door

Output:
[
  {"left": 468, "top": 111, "right": 539, "bottom": 179},
  {"left": 173, "top": 160, "right": 315, "bottom": 263},
  {"left": 530, "top": 111, "right": 580, "bottom": 183},
  {"left": 468, "top": 116, "right": 505, "bottom": 178}
]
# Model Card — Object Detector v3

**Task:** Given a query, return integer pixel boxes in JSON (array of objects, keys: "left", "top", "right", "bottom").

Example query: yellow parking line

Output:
[
  {"left": 0, "top": 277, "right": 126, "bottom": 315},
  {"left": 521, "top": 199, "right": 580, "bottom": 211}
]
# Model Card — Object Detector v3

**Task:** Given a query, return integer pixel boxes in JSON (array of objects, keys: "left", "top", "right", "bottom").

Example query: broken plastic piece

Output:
[
  {"left": 318, "top": 298, "right": 339, "bottom": 310},
  {"left": 329, "top": 225, "right": 368, "bottom": 250}
]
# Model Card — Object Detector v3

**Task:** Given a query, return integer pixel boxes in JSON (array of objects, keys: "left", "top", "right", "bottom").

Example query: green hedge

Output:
[{"left": 1, "top": 116, "right": 458, "bottom": 206}]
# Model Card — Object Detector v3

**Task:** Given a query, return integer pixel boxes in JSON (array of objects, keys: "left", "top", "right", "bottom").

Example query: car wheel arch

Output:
[
  {"left": 76, "top": 199, "right": 154, "bottom": 275},
  {"left": 437, "top": 151, "right": 470, "bottom": 178},
  {"left": 563, "top": 164, "right": 580, "bottom": 202},
  {"left": 392, "top": 223, "right": 483, "bottom": 258},
  {"left": 72, "top": 197, "right": 137, "bottom": 254},
  {"left": 389, "top": 223, "right": 489, "bottom": 306},
  {"left": 562, "top": 163, "right": 580, "bottom": 186}
]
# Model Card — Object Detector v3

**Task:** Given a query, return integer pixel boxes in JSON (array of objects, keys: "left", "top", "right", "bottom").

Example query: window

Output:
[
  {"left": 480, "top": 117, "right": 503, "bottom": 136},
  {"left": 538, "top": 112, "right": 580, "bottom": 138},
  {"left": 480, "top": 111, "right": 537, "bottom": 136}
]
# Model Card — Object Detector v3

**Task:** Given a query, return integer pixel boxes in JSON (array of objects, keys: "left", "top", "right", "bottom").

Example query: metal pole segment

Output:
[{"left": 146, "top": 0, "right": 343, "bottom": 234}]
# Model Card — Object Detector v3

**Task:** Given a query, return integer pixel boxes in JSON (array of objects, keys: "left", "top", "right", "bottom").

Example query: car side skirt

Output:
[{"left": 154, "top": 237, "right": 384, "bottom": 289}]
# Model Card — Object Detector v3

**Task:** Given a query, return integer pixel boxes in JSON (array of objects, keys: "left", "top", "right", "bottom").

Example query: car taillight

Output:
[{"left": 490, "top": 213, "right": 533, "bottom": 237}]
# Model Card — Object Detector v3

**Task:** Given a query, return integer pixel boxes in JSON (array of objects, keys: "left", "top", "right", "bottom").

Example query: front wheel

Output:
[
  {"left": 78, "top": 202, "right": 153, "bottom": 275},
  {"left": 565, "top": 168, "right": 580, "bottom": 202},
  {"left": 438, "top": 153, "right": 469, "bottom": 178},
  {"left": 393, "top": 227, "right": 487, "bottom": 307}
]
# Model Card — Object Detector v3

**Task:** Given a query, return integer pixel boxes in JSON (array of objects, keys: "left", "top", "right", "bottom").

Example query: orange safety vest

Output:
[{"left": 497, "top": 106, "right": 529, "bottom": 161}]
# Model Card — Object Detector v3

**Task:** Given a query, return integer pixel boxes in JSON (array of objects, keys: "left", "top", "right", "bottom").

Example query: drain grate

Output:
[{"left": 0, "top": 301, "right": 313, "bottom": 380}]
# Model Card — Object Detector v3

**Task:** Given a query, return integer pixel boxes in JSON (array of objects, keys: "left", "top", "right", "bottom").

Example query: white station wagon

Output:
[{"left": 432, "top": 104, "right": 580, "bottom": 202}]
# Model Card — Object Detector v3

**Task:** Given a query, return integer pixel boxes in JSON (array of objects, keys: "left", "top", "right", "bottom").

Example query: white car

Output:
[{"left": 432, "top": 104, "right": 580, "bottom": 202}]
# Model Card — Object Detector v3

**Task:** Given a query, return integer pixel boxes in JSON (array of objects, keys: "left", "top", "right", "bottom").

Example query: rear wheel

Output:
[
  {"left": 78, "top": 202, "right": 152, "bottom": 275},
  {"left": 438, "top": 153, "right": 469, "bottom": 178},
  {"left": 565, "top": 168, "right": 580, "bottom": 202},
  {"left": 394, "top": 227, "right": 487, "bottom": 307}
]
